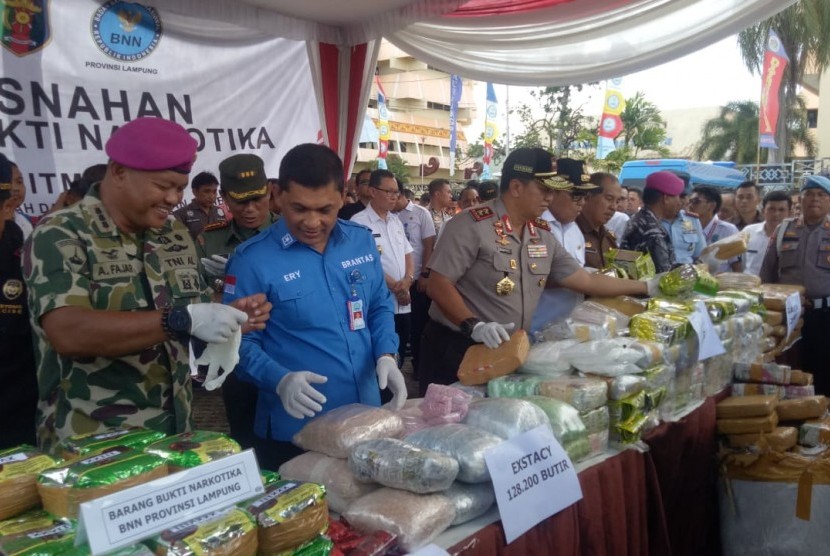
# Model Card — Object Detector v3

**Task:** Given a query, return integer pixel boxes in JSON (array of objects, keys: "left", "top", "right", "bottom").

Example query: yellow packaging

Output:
[
  {"left": 146, "top": 507, "right": 257, "bottom": 556},
  {"left": 776, "top": 396, "right": 828, "bottom": 422},
  {"left": 0, "top": 446, "right": 59, "bottom": 520}
]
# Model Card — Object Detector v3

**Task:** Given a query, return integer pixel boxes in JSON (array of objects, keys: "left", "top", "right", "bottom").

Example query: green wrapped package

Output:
[
  {"left": 522, "top": 396, "right": 589, "bottom": 461},
  {"left": 291, "top": 535, "right": 335, "bottom": 555},
  {"left": 704, "top": 298, "right": 737, "bottom": 322},
  {"left": 630, "top": 312, "right": 689, "bottom": 345},
  {"left": 63, "top": 543, "right": 155, "bottom": 555},
  {"left": 487, "top": 374, "right": 543, "bottom": 398},
  {"left": 144, "top": 507, "right": 258, "bottom": 556},
  {"left": 692, "top": 267, "right": 719, "bottom": 295},
  {"left": 261, "top": 469, "right": 282, "bottom": 487},
  {"left": 646, "top": 298, "right": 694, "bottom": 314},
  {"left": 607, "top": 249, "right": 656, "bottom": 280},
  {"left": 658, "top": 264, "right": 698, "bottom": 297},
  {"left": 0, "top": 518, "right": 75, "bottom": 555},
  {"left": 144, "top": 431, "right": 240, "bottom": 470},
  {"left": 0, "top": 511, "right": 64, "bottom": 537},
  {"left": 608, "top": 390, "right": 648, "bottom": 424},
  {"left": 37, "top": 447, "right": 167, "bottom": 518},
  {"left": 718, "top": 290, "right": 765, "bottom": 314},
  {"left": 611, "top": 413, "right": 651, "bottom": 444},
  {"left": 58, "top": 427, "right": 166, "bottom": 460}
]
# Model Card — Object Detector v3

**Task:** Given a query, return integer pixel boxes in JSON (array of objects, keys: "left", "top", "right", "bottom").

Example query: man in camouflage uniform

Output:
[
  {"left": 196, "top": 153, "right": 278, "bottom": 450},
  {"left": 22, "top": 117, "right": 271, "bottom": 454},
  {"left": 620, "top": 171, "right": 683, "bottom": 273},
  {"left": 173, "top": 171, "right": 226, "bottom": 237}
]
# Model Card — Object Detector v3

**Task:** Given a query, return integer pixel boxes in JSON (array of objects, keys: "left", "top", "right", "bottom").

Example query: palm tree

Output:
[
  {"left": 695, "top": 99, "right": 816, "bottom": 163},
  {"left": 617, "top": 92, "right": 669, "bottom": 157},
  {"left": 738, "top": 0, "right": 830, "bottom": 162}
]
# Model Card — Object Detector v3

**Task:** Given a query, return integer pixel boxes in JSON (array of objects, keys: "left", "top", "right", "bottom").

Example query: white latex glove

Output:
[
  {"left": 471, "top": 321, "right": 515, "bottom": 349},
  {"left": 187, "top": 303, "right": 248, "bottom": 343},
  {"left": 376, "top": 355, "right": 407, "bottom": 410},
  {"left": 276, "top": 371, "right": 328, "bottom": 419},
  {"left": 646, "top": 275, "right": 663, "bottom": 297},
  {"left": 194, "top": 328, "right": 241, "bottom": 391},
  {"left": 200, "top": 254, "right": 229, "bottom": 279}
]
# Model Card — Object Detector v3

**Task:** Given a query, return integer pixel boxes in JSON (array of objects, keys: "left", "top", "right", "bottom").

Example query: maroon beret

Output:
[
  {"left": 105, "top": 117, "right": 197, "bottom": 173},
  {"left": 644, "top": 171, "right": 684, "bottom": 196}
]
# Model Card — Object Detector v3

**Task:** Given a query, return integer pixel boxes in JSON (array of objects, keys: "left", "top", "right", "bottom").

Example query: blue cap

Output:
[{"left": 801, "top": 175, "right": 830, "bottom": 195}]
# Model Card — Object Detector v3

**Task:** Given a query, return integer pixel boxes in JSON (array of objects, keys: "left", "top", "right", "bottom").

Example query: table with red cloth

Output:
[{"left": 448, "top": 396, "right": 721, "bottom": 556}]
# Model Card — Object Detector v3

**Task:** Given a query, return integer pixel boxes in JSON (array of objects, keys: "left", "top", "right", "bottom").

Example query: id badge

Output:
[{"left": 348, "top": 294, "right": 366, "bottom": 331}]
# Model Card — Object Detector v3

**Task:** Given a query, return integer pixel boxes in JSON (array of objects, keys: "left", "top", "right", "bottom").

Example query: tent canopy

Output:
[{"left": 157, "top": 0, "right": 796, "bottom": 171}]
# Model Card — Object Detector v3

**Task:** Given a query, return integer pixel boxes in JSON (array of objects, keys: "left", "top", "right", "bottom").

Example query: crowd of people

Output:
[{"left": 2, "top": 115, "right": 829, "bottom": 473}]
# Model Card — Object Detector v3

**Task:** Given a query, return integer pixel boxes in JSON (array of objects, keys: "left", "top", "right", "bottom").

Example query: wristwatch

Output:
[
  {"left": 162, "top": 306, "right": 191, "bottom": 341},
  {"left": 459, "top": 317, "right": 482, "bottom": 338},
  {"left": 420, "top": 269, "right": 431, "bottom": 279}
]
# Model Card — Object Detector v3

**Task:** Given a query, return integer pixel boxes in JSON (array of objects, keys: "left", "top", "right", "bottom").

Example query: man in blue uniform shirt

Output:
[{"left": 223, "top": 143, "right": 405, "bottom": 470}]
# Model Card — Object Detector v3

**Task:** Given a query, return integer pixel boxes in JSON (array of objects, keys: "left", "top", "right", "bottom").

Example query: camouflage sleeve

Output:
[
  {"left": 22, "top": 214, "right": 93, "bottom": 321},
  {"left": 646, "top": 229, "right": 675, "bottom": 273}
]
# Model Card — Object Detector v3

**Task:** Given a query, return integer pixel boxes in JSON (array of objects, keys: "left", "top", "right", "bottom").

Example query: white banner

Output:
[{"left": 0, "top": 0, "right": 320, "bottom": 216}]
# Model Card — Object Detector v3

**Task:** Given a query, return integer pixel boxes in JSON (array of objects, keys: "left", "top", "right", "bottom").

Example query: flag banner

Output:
[
  {"left": 376, "top": 75, "right": 390, "bottom": 169},
  {"left": 482, "top": 82, "right": 498, "bottom": 179},
  {"left": 448, "top": 74, "right": 462, "bottom": 177},
  {"left": 759, "top": 29, "right": 789, "bottom": 149},
  {"left": 596, "top": 77, "right": 625, "bottom": 160},
  {"left": 0, "top": 0, "right": 320, "bottom": 216}
]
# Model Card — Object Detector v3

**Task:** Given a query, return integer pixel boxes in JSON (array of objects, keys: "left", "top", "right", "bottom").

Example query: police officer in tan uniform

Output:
[
  {"left": 420, "top": 148, "right": 655, "bottom": 393},
  {"left": 760, "top": 175, "right": 830, "bottom": 395},
  {"left": 577, "top": 172, "right": 621, "bottom": 270}
]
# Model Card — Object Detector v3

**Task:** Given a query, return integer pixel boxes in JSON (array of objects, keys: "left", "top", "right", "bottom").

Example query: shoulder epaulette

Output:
[
  {"left": 533, "top": 217, "right": 551, "bottom": 231},
  {"left": 469, "top": 206, "right": 495, "bottom": 221},
  {"left": 203, "top": 219, "right": 229, "bottom": 232}
]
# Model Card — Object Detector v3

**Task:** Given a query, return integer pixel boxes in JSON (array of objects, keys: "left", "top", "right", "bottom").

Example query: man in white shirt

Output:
[
  {"left": 743, "top": 190, "right": 791, "bottom": 276},
  {"left": 393, "top": 185, "right": 436, "bottom": 378},
  {"left": 688, "top": 185, "right": 742, "bottom": 273},
  {"left": 530, "top": 175, "right": 597, "bottom": 335},
  {"left": 351, "top": 170, "right": 415, "bottom": 366}
]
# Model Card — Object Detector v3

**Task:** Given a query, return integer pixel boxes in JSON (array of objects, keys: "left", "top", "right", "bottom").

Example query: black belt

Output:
[{"left": 810, "top": 296, "right": 830, "bottom": 310}]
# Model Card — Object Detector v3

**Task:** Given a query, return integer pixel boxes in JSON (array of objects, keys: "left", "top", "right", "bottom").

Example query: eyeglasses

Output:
[{"left": 373, "top": 186, "right": 400, "bottom": 197}]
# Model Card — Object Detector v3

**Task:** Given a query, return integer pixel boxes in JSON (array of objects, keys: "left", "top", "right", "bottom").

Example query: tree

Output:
[
  {"left": 369, "top": 154, "right": 410, "bottom": 184},
  {"left": 511, "top": 84, "right": 599, "bottom": 156},
  {"left": 617, "top": 92, "right": 669, "bottom": 157},
  {"left": 694, "top": 99, "right": 816, "bottom": 163},
  {"left": 459, "top": 133, "right": 507, "bottom": 169},
  {"left": 738, "top": 0, "right": 830, "bottom": 162}
]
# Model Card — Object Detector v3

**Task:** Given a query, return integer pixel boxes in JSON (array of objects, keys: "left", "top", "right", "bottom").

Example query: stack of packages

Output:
[
  {"left": 285, "top": 400, "right": 517, "bottom": 552},
  {"left": 716, "top": 390, "right": 830, "bottom": 554},
  {"left": 0, "top": 428, "right": 337, "bottom": 556},
  {"left": 731, "top": 362, "right": 815, "bottom": 400},
  {"left": 757, "top": 283, "right": 805, "bottom": 360}
]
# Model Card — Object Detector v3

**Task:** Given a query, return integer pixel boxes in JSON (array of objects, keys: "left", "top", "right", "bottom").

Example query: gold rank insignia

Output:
[
  {"left": 682, "top": 220, "right": 694, "bottom": 232},
  {"left": 470, "top": 206, "right": 495, "bottom": 221},
  {"left": 496, "top": 275, "right": 515, "bottom": 295}
]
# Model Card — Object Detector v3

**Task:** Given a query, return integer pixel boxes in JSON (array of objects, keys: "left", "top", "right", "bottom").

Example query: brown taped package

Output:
[
  {"left": 776, "top": 396, "right": 828, "bottom": 422},
  {"left": 244, "top": 480, "right": 328, "bottom": 555},
  {"left": 0, "top": 446, "right": 59, "bottom": 520},
  {"left": 765, "top": 311, "right": 783, "bottom": 326},
  {"left": 717, "top": 412, "right": 778, "bottom": 435},
  {"left": 716, "top": 395, "right": 778, "bottom": 419},
  {"left": 728, "top": 427, "right": 798, "bottom": 452},
  {"left": 147, "top": 507, "right": 257, "bottom": 556},
  {"left": 771, "top": 325, "right": 787, "bottom": 337},
  {"left": 587, "top": 296, "right": 647, "bottom": 317},
  {"left": 790, "top": 370, "right": 813, "bottom": 386},
  {"left": 457, "top": 329, "right": 530, "bottom": 386},
  {"left": 758, "top": 284, "right": 805, "bottom": 311}
]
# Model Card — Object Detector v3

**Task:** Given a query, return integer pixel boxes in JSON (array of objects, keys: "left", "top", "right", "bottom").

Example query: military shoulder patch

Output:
[
  {"left": 203, "top": 220, "right": 229, "bottom": 232},
  {"left": 469, "top": 206, "right": 495, "bottom": 221},
  {"left": 533, "top": 218, "right": 551, "bottom": 231}
]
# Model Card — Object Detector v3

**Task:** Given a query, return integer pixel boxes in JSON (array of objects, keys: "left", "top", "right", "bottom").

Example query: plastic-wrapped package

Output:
[
  {"left": 604, "top": 374, "right": 647, "bottom": 401},
  {"left": 64, "top": 543, "right": 156, "bottom": 555},
  {"left": 630, "top": 313, "right": 690, "bottom": 345},
  {"left": 519, "top": 340, "right": 578, "bottom": 376},
  {"left": 405, "top": 424, "right": 502, "bottom": 483},
  {"left": 716, "top": 395, "right": 778, "bottom": 419},
  {"left": 610, "top": 412, "right": 650, "bottom": 445},
  {"left": 280, "top": 535, "right": 334, "bottom": 556},
  {"left": 441, "top": 482, "right": 496, "bottom": 526},
  {"left": 0, "top": 518, "right": 75, "bottom": 555},
  {"left": 626, "top": 340, "right": 669, "bottom": 368},
  {"left": 348, "top": 438, "right": 458, "bottom": 494},
  {"left": 730, "top": 383, "right": 784, "bottom": 398},
  {"left": 292, "top": 404, "right": 404, "bottom": 458},
  {"left": 588, "top": 430, "right": 609, "bottom": 456},
  {"left": 560, "top": 338, "right": 646, "bottom": 376},
  {"left": 790, "top": 370, "right": 813, "bottom": 386},
  {"left": 462, "top": 398, "right": 552, "bottom": 440},
  {"left": 487, "top": 374, "right": 543, "bottom": 398},
  {"left": 798, "top": 420, "right": 830, "bottom": 447},
  {"left": 658, "top": 264, "right": 699, "bottom": 296},
  {"left": 536, "top": 318, "right": 611, "bottom": 342},
  {"left": 243, "top": 480, "right": 328, "bottom": 555},
  {"left": 641, "top": 364, "right": 674, "bottom": 389},
  {"left": 398, "top": 403, "right": 429, "bottom": 436},
  {"left": 279, "top": 452, "right": 377, "bottom": 514},
  {"left": 646, "top": 298, "right": 694, "bottom": 314},
  {"left": 727, "top": 427, "right": 798, "bottom": 452},
  {"left": 338, "top": 530, "right": 396, "bottom": 556},
  {"left": 457, "top": 329, "right": 530, "bottom": 385},
  {"left": 589, "top": 296, "right": 648, "bottom": 317},
  {"left": 579, "top": 406, "right": 610, "bottom": 435},
  {"left": 344, "top": 488, "right": 456, "bottom": 551},
  {"left": 733, "top": 362, "right": 791, "bottom": 385},
  {"left": 716, "top": 272, "right": 761, "bottom": 290},
  {"left": 58, "top": 427, "right": 166, "bottom": 460},
  {"left": 717, "top": 413, "right": 779, "bottom": 435},
  {"left": 419, "top": 384, "right": 473, "bottom": 425},
  {"left": 146, "top": 507, "right": 257, "bottom": 556},
  {"left": 522, "top": 396, "right": 589, "bottom": 461},
  {"left": 0, "top": 446, "right": 59, "bottom": 521},
  {"left": 37, "top": 447, "right": 167, "bottom": 518},
  {"left": 777, "top": 396, "right": 828, "bottom": 421},
  {"left": 537, "top": 376, "right": 608, "bottom": 411},
  {"left": 571, "top": 300, "right": 630, "bottom": 333},
  {"left": 448, "top": 382, "right": 487, "bottom": 398},
  {"left": 784, "top": 385, "right": 815, "bottom": 399},
  {"left": 144, "top": 431, "right": 240, "bottom": 471},
  {"left": 608, "top": 390, "right": 648, "bottom": 424}
]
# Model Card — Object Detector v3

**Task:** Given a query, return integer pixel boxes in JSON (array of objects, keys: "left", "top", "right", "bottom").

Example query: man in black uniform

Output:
[{"left": 0, "top": 152, "right": 37, "bottom": 448}]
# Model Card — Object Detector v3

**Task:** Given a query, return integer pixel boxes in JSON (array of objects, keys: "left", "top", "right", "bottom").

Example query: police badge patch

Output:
[{"left": 1, "top": 0, "right": 51, "bottom": 56}]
